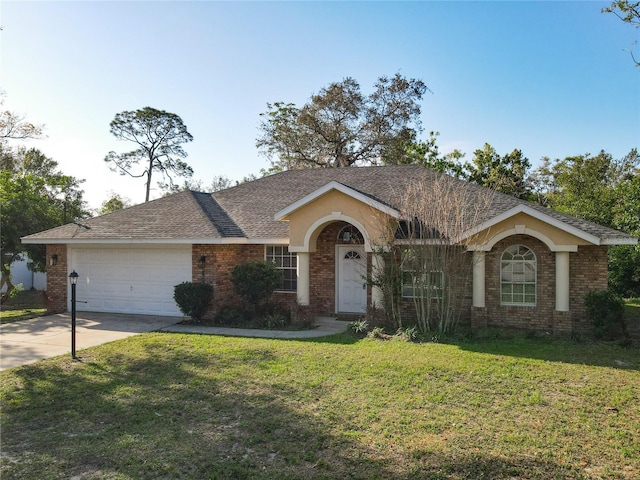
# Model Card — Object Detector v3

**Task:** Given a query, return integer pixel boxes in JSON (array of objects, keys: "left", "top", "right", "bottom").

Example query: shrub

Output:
[
  {"left": 173, "top": 282, "right": 213, "bottom": 321},
  {"left": 262, "top": 313, "right": 288, "bottom": 330},
  {"left": 8, "top": 283, "right": 24, "bottom": 300},
  {"left": 215, "top": 306, "right": 248, "bottom": 326},
  {"left": 349, "top": 319, "right": 369, "bottom": 335},
  {"left": 584, "top": 289, "right": 627, "bottom": 339},
  {"left": 255, "top": 303, "right": 291, "bottom": 329},
  {"left": 393, "top": 325, "right": 417, "bottom": 342},
  {"left": 290, "top": 303, "right": 316, "bottom": 330},
  {"left": 231, "top": 261, "right": 283, "bottom": 314},
  {"left": 367, "top": 326, "right": 391, "bottom": 340}
]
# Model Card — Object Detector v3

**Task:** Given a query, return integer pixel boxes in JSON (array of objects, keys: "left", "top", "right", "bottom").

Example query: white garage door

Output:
[{"left": 68, "top": 246, "right": 192, "bottom": 317}]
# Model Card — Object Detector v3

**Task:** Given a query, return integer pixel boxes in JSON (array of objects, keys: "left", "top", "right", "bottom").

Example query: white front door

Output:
[{"left": 337, "top": 245, "right": 367, "bottom": 313}]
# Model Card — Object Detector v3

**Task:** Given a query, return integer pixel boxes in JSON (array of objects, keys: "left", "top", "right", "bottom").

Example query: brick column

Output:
[{"left": 46, "top": 245, "right": 68, "bottom": 313}]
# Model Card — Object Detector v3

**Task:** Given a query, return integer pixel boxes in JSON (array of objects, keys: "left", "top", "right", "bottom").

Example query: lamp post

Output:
[{"left": 69, "top": 270, "right": 79, "bottom": 360}]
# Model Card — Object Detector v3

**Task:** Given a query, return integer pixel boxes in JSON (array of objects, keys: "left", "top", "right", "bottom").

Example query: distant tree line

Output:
[
  {"left": 256, "top": 74, "right": 639, "bottom": 297},
  {"left": 0, "top": 94, "right": 89, "bottom": 301}
]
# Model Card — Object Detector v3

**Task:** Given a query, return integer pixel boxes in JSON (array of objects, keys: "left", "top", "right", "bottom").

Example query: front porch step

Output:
[{"left": 333, "top": 313, "right": 365, "bottom": 322}]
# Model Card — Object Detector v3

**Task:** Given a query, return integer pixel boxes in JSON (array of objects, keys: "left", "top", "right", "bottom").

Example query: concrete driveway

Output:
[{"left": 0, "top": 312, "right": 179, "bottom": 370}]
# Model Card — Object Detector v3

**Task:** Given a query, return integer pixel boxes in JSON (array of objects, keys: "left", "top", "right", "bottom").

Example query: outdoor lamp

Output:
[
  {"left": 69, "top": 270, "right": 79, "bottom": 359},
  {"left": 198, "top": 256, "right": 206, "bottom": 268},
  {"left": 50, "top": 254, "right": 58, "bottom": 266}
]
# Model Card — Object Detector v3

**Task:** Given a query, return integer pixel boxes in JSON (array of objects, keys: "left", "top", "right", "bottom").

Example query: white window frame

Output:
[
  {"left": 500, "top": 244, "right": 537, "bottom": 306},
  {"left": 266, "top": 245, "right": 297, "bottom": 292},
  {"left": 402, "top": 270, "right": 444, "bottom": 300}
]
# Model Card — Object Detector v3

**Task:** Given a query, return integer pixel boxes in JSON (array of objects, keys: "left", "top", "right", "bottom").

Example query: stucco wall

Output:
[
  {"left": 475, "top": 212, "right": 593, "bottom": 249},
  {"left": 284, "top": 189, "right": 392, "bottom": 251}
]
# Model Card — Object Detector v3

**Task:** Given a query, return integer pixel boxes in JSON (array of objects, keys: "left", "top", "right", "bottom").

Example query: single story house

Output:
[{"left": 22, "top": 165, "right": 637, "bottom": 333}]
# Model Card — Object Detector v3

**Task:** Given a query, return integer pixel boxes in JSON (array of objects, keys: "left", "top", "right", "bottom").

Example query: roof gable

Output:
[
  {"left": 464, "top": 204, "right": 602, "bottom": 246},
  {"left": 274, "top": 181, "right": 401, "bottom": 220}
]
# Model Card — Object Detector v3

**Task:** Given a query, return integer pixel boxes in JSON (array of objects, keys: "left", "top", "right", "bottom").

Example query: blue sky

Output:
[{"left": 2, "top": 0, "right": 638, "bottom": 210}]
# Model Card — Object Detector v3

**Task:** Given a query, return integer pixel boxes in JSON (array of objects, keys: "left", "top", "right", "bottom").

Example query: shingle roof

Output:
[
  {"left": 22, "top": 165, "right": 636, "bottom": 245},
  {"left": 22, "top": 190, "right": 224, "bottom": 241}
]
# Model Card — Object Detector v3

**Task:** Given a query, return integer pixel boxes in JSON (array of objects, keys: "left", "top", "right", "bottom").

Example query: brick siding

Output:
[
  {"left": 192, "top": 244, "right": 264, "bottom": 319},
  {"left": 482, "top": 235, "right": 608, "bottom": 334},
  {"left": 45, "top": 244, "right": 68, "bottom": 313},
  {"left": 484, "top": 235, "right": 555, "bottom": 331},
  {"left": 46, "top": 228, "right": 609, "bottom": 332},
  {"left": 569, "top": 245, "right": 608, "bottom": 334},
  {"left": 167, "top": 232, "right": 610, "bottom": 331},
  {"left": 393, "top": 247, "right": 473, "bottom": 329}
]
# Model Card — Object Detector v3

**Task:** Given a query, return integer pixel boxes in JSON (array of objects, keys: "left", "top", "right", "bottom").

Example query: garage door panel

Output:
[{"left": 70, "top": 247, "right": 192, "bottom": 316}]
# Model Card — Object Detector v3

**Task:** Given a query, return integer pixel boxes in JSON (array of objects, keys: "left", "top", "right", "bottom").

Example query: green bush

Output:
[
  {"left": 349, "top": 319, "right": 369, "bottom": 335},
  {"left": 609, "top": 245, "right": 640, "bottom": 298},
  {"left": 215, "top": 306, "right": 248, "bottom": 326},
  {"left": 256, "top": 303, "right": 291, "bottom": 329},
  {"left": 584, "top": 289, "right": 627, "bottom": 339},
  {"left": 262, "top": 313, "right": 288, "bottom": 330},
  {"left": 393, "top": 325, "right": 417, "bottom": 342},
  {"left": 173, "top": 282, "right": 213, "bottom": 321},
  {"left": 231, "top": 261, "right": 283, "bottom": 313}
]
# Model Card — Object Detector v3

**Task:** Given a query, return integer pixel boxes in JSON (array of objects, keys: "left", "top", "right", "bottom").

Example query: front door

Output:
[{"left": 337, "top": 245, "right": 367, "bottom": 313}]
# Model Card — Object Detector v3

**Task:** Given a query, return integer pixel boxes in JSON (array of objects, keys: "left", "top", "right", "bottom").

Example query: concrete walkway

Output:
[
  {"left": 162, "top": 316, "right": 348, "bottom": 339},
  {"left": 0, "top": 313, "right": 348, "bottom": 371}
]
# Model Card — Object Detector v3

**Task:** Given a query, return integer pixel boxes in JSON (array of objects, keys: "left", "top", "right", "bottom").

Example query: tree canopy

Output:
[
  {"left": 464, "top": 143, "right": 532, "bottom": 200},
  {"left": 0, "top": 94, "right": 44, "bottom": 142},
  {"left": 1, "top": 147, "right": 87, "bottom": 300},
  {"left": 1, "top": 96, "right": 88, "bottom": 299},
  {"left": 98, "top": 192, "right": 132, "bottom": 215},
  {"left": 532, "top": 149, "right": 640, "bottom": 296},
  {"left": 602, "top": 1, "right": 640, "bottom": 66},
  {"left": 532, "top": 150, "right": 638, "bottom": 226},
  {"left": 256, "top": 74, "right": 429, "bottom": 170},
  {"left": 105, "top": 107, "right": 194, "bottom": 202}
]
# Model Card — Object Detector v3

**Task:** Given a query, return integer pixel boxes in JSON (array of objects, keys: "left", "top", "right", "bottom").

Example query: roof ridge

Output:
[{"left": 190, "top": 191, "right": 246, "bottom": 238}]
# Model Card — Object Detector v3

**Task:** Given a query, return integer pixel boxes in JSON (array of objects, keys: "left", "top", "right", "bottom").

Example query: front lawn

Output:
[
  {"left": 0, "top": 290, "right": 47, "bottom": 324},
  {"left": 1, "top": 333, "right": 638, "bottom": 479}
]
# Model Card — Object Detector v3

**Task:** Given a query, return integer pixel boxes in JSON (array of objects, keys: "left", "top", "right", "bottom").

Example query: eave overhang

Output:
[{"left": 21, "top": 237, "right": 290, "bottom": 246}]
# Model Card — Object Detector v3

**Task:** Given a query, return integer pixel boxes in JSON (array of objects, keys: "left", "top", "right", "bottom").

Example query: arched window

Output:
[
  {"left": 501, "top": 245, "right": 536, "bottom": 306},
  {"left": 337, "top": 224, "right": 364, "bottom": 244}
]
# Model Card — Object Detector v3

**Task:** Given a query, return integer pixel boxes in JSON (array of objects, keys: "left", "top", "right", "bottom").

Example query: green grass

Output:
[
  {"left": 626, "top": 298, "right": 640, "bottom": 307},
  {"left": 1, "top": 332, "right": 639, "bottom": 479},
  {"left": 0, "top": 290, "right": 47, "bottom": 324}
]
